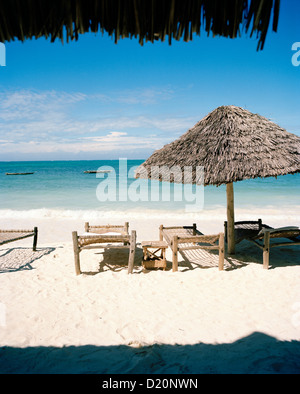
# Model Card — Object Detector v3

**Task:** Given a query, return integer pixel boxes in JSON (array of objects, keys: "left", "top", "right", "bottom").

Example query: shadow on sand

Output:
[
  {"left": 79, "top": 239, "right": 300, "bottom": 275},
  {"left": 0, "top": 332, "right": 299, "bottom": 374},
  {"left": 0, "top": 247, "right": 55, "bottom": 274},
  {"left": 178, "top": 239, "right": 300, "bottom": 272}
]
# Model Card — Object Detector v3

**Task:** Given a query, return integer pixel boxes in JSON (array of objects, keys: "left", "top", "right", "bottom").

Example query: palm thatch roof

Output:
[
  {"left": 135, "top": 105, "right": 300, "bottom": 186},
  {"left": 0, "top": 0, "right": 280, "bottom": 50}
]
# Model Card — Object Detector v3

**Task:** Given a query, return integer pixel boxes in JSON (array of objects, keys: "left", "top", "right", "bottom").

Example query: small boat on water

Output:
[
  {"left": 6, "top": 172, "right": 35, "bottom": 175},
  {"left": 84, "top": 170, "right": 112, "bottom": 174}
]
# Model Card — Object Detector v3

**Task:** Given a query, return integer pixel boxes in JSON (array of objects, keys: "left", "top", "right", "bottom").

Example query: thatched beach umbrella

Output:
[
  {"left": 0, "top": 0, "right": 279, "bottom": 50},
  {"left": 135, "top": 105, "right": 300, "bottom": 254}
]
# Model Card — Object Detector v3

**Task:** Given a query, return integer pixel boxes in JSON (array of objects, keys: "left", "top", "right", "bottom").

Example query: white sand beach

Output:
[{"left": 0, "top": 209, "right": 300, "bottom": 374}]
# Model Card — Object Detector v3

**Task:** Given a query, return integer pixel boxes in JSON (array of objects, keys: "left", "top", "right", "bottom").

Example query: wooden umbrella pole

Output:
[{"left": 226, "top": 182, "right": 235, "bottom": 254}]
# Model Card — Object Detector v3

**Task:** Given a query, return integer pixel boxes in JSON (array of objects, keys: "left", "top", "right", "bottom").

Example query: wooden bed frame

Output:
[
  {"left": 254, "top": 227, "right": 300, "bottom": 269},
  {"left": 0, "top": 227, "right": 38, "bottom": 251},
  {"left": 159, "top": 224, "right": 225, "bottom": 271},
  {"left": 224, "top": 219, "right": 300, "bottom": 269},
  {"left": 72, "top": 222, "right": 136, "bottom": 275}
]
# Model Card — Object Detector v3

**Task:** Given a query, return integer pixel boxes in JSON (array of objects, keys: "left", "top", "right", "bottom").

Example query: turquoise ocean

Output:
[{"left": 1, "top": 160, "right": 299, "bottom": 216}]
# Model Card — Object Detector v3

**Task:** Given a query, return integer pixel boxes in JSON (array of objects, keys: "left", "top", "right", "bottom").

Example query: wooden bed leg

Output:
[
  {"left": 263, "top": 231, "right": 270, "bottom": 269},
  {"left": 159, "top": 225, "right": 163, "bottom": 241},
  {"left": 192, "top": 223, "right": 197, "bottom": 245},
  {"left": 172, "top": 235, "right": 178, "bottom": 272},
  {"left": 72, "top": 231, "right": 81, "bottom": 275},
  {"left": 125, "top": 222, "right": 129, "bottom": 235},
  {"left": 193, "top": 223, "right": 197, "bottom": 235},
  {"left": 123, "top": 222, "right": 130, "bottom": 245},
  {"left": 33, "top": 227, "right": 38, "bottom": 251},
  {"left": 218, "top": 232, "right": 225, "bottom": 271},
  {"left": 224, "top": 221, "right": 227, "bottom": 243},
  {"left": 128, "top": 230, "right": 136, "bottom": 274}
]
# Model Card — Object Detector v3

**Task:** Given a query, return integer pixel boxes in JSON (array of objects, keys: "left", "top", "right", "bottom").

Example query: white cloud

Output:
[
  {"left": 0, "top": 88, "right": 195, "bottom": 158},
  {"left": 0, "top": 89, "right": 86, "bottom": 121},
  {"left": 83, "top": 132, "right": 128, "bottom": 142},
  {"left": 0, "top": 133, "right": 165, "bottom": 155}
]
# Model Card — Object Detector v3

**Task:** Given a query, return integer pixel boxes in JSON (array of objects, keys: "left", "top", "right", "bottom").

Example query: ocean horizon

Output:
[{"left": 1, "top": 160, "right": 299, "bottom": 219}]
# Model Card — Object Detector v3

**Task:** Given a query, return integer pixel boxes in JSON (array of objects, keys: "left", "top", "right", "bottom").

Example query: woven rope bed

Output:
[
  {"left": 0, "top": 228, "right": 38, "bottom": 251},
  {"left": 224, "top": 219, "right": 300, "bottom": 269},
  {"left": 72, "top": 222, "right": 136, "bottom": 275},
  {"left": 159, "top": 224, "right": 225, "bottom": 271}
]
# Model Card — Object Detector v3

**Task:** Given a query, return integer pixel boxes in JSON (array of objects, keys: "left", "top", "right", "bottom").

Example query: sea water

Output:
[{"left": 0, "top": 160, "right": 299, "bottom": 217}]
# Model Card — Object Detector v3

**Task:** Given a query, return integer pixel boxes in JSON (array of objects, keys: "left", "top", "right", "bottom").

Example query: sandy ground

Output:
[{"left": 0, "top": 209, "right": 300, "bottom": 374}]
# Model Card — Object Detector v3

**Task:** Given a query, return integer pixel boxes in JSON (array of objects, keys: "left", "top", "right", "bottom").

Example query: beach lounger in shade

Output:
[
  {"left": 224, "top": 219, "right": 300, "bottom": 269},
  {"left": 0, "top": 228, "right": 38, "bottom": 251},
  {"left": 159, "top": 224, "right": 225, "bottom": 271},
  {"left": 224, "top": 219, "right": 273, "bottom": 244},
  {"left": 72, "top": 222, "right": 136, "bottom": 275}
]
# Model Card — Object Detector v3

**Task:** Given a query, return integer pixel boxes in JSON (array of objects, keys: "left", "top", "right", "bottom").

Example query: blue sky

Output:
[{"left": 0, "top": 1, "right": 299, "bottom": 161}]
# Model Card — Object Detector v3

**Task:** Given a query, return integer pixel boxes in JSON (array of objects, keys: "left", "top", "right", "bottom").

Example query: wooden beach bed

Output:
[
  {"left": 224, "top": 219, "right": 300, "bottom": 269},
  {"left": 72, "top": 222, "right": 136, "bottom": 275},
  {"left": 159, "top": 224, "right": 225, "bottom": 271},
  {"left": 0, "top": 228, "right": 38, "bottom": 251}
]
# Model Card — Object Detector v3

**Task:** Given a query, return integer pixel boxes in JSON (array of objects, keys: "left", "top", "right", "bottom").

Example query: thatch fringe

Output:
[
  {"left": 135, "top": 105, "right": 300, "bottom": 186},
  {"left": 0, "top": 0, "right": 280, "bottom": 50}
]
